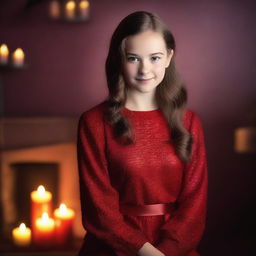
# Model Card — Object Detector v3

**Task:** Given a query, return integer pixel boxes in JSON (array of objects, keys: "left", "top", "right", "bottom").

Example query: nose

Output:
[{"left": 138, "top": 59, "right": 150, "bottom": 75}]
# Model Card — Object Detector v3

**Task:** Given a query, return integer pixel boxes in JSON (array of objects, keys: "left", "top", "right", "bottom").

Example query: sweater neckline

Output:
[{"left": 123, "top": 107, "right": 160, "bottom": 113}]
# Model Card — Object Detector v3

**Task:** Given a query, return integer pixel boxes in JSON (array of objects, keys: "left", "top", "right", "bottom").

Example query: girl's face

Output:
[{"left": 122, "top": 30, "right": 173, "bottom": 94}]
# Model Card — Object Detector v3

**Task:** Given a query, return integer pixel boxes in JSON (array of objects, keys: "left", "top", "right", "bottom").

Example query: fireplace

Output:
[
  {"left": 10, "top": 162, "right": 59, "bottom": 228},
  {"left": 0, "top": 117, "right": 84, "bottom": 244}
]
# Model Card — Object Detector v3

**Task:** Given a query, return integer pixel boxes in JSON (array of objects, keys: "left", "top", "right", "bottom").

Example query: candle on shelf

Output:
[
  {"left": 79, "top": 0, "right": 90, "bottom": 19},
  {"left": 12, "top": 48, "right": 25, "bottom": 67},
  {"left": 0, "top": 44, "right": 9, "bottom": 64},
  {"left": 12, "top": 223, "right": 31, "bottom": 247},
  {"left": 65, "top": 0, "right": 76, "bottom": 20},
  {"left": 49, "top": 0, "right": 61, "bottom": 19},
  {"left": 30, "top": 185, "right": 52, "bottom": 235},
  {"left": 34, "top": 212, "right": 55, "bottom": 247},
  {"left": 54, "top": 203, "right": 75, "bottom": 245}
]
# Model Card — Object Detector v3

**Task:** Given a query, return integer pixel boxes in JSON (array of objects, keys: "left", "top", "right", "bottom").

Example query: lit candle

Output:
[
  {"left": 12, "top": 223, "right": 31, "bottom": 247},
  {"left": 12, "top": 48, "right": 25, "bottom": 67},
  {"left": 49, "top": 0, "right": 60, "bottom": 19},
  {"left": 34, "top": 212, "right": 55, "bottom": 247},
  {"left": 65, "top": 0, "right": 76, "bottom": 20},
  {"left": 79, "top": 0, "right": 90, "bottom": 19},
  {"left": 30, "top": 185, "right": 52, "bottom": 236},
  {"left": 54, "top": 203, "right": 75, "bottom": 245},
  {"left": 0, "top": 44, "right": 9, "bottom": 64}
]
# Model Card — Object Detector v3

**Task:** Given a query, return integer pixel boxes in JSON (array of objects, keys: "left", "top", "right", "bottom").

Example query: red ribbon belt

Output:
[{"left": 119, "top": 203, "right": 175, "bottom": 216}]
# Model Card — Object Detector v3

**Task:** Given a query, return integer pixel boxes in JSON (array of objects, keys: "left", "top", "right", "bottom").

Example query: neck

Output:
[{"left": 125, "top": 89, "right": 158, "bottom": 111}]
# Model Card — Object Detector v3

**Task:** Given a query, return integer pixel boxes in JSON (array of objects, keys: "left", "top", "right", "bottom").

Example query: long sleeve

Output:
[
  {"left": 77, "top": 110, "right": 149, "bottom": 255},
  {"left": 155, "top": 112, "right": 208, "bottom": 256}
]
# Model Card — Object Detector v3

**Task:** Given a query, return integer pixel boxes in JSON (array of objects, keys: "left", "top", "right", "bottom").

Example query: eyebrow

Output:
[{"left": 126, "top": 52, "right": 164, "bottom": 56}]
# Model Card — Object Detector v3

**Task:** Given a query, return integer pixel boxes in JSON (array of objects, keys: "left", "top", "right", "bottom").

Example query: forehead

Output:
[{"left": 124, "top": 30, "right": 167, "bottom": 54}]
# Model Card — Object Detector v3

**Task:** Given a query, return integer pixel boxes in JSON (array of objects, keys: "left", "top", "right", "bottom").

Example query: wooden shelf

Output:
[
  {"left": 0, "top": 251, "right": 78, "bottom": 256},
  {"left": 0, "top": 238, "right": 82, "bottom": 256},
  {"left": 50, "top": 16, "right": 90, "bottom": 23},
  {"left": 0, "top": 63, "right": 28, "bottom": 71}
]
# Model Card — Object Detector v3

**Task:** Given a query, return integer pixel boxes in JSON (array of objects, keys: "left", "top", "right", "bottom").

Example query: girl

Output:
[{"left": 77, "top": 11, "right": 208, "bottom": 256}]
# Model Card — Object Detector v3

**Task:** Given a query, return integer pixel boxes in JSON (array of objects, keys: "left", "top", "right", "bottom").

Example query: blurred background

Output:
[{"left": 0, "top": 0, "right": 255, "bottom": 255}]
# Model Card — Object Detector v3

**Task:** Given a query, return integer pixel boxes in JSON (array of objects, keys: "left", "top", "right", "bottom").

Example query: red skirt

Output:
[{"left": 78, "top": 213, "right": 200, "bottom": 256}]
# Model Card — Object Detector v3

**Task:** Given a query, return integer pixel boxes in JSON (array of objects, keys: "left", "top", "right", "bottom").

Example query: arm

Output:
[
  {"left": 77, "top": 110, "right": 149, "bottom": 255},
  {"left": 155, "top": 112, "right": 208, "bottom": 256}
]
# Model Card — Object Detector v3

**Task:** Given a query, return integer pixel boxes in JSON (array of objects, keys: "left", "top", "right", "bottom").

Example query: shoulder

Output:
[
  {"left": 183, "top": 109, "right": 203, "bottom": 131},
  {"left": 78, "top": 100, "right": 108, "bottom": 128},
  {"left": 79, "top": 100, "right": 108, "bottom": 122}
]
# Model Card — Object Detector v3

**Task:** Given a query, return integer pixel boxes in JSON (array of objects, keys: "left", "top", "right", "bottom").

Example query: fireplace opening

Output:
[
  {"left": 11, "top": 162, "right": 59, "bottom": 226},
  {"left": 1, "top": 143, "right": 83, "bottom": 240}
]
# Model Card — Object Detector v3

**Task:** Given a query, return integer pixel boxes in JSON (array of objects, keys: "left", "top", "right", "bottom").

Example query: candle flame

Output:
[
  {"left": 80, "top": 0, "right": 89, "bottom": 9},
  {"left": 59, "top": 203, "right": 68, "bottom": 214},
  {"left": 19, "top": 223, "right": 26, "bottom": 231},
  {"left": 42, "top": 212, "right": 49, "bottom": 221},
  {"left": 66, "top": 1, "right": 75, "bottom": 10},
  {"left": 37, "top": 185, "right": 45, "bottom": 195},
  {"left": 14, "top": 48, "right": 24, "bottom": 58},
  {"left": 0, "top": 44, "right": 9, "bottom": 54}
]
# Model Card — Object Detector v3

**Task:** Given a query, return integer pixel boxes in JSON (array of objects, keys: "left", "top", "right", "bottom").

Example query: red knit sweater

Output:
[{"left": 77, "top": 101, "right": 208, "bottom": 256}]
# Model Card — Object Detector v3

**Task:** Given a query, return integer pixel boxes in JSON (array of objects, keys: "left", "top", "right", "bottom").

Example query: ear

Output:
[{"left": 165, "top": 49, "right": 174, "bottom": 68}]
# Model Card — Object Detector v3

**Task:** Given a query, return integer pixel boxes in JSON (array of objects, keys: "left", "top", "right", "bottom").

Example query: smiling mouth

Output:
[{"left": 136, "top": 78, "right": 154, "bottom": 82}]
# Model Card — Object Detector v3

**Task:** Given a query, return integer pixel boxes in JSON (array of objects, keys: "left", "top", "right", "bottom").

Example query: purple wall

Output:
[{"left": 1, "top": 0, "right": 255, "bottom": 255}]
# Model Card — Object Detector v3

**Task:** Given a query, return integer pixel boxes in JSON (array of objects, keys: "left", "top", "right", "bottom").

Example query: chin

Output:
[{"left": 137, "top": 87, "right": 157, "bottom": 93}]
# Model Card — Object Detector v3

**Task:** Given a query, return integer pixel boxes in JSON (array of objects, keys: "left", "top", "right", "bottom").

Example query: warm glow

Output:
[
  {"left": 79, "top": 0, "right": 89, "bottom": 19},
  {"left": 12, "top": 48, "right": 25, "bottom": 66},
  {"left": 79, "top": 0, "right": 89, "bottom": 9},
  {"left": 42, "top": 212, "right": 49, "bottom": 222},
  {"left": 0, "top": 44, "right": 9, "bottom": 63},
  {"left": 12, "top": 223, "right": 31, "bottom": 246},
  {"left": 54, "top": 203, "right": 75, "bottom": 219},
  {"left": 37, "top": 185, "right": 46, "bottom": 195},
  {"left": 35, "top": 212, "right": 55, "bottom": 233},
  {"left": 31, "top": 185, "right": 52, "bottom": 203},
  {"left": 19, "top": 223, "right": 26, "bottom": 232},
  {"left": 54, "top": 203, "right": 75, "bottom": 245},
  {"left": 59, "top": 203, "right": 68, "bottom": 214},
  {"left": 49, "top": 0, "right": 60, "bottom": 19},
  {"left": 36, "top": 212, "right": 54, "bottom": 228},
  {"left": 65, "top": 0, "right": 76, "bottom": 19},
  {"left": 234, "top": 126, "right": 256, "bottom": 153},
  {"left": 0, "top": 44, "right": 9, "bottom": 55},
  {"left": 66, "top": 1, "right": 76, "bottom": 11},
  {"left": 13, "top": 48, "right": 24, "bottom": 59}
]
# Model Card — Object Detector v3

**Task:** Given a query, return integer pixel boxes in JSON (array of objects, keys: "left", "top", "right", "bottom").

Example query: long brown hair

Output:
[{"left": 104, "top": 11, "right": 193, "bottom": 163}]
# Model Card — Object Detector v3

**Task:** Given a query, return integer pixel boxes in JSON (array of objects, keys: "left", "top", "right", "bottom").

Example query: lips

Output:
[{"left": 136, "top": 78, "right": 153, "bottom": 82}]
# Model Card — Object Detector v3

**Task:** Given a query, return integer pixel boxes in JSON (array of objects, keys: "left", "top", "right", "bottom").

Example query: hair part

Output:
[{"left": 104, "top": 11, "right": 193, "bottom": 163}]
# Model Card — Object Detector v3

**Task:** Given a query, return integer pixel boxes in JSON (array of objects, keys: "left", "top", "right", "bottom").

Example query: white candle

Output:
[
  {"left": 0, "top": 44, "right": 9, "bottom": 64},
  {"left": 12, "top": 223, "right": 31, "bottom": 247},
  {"left": 12, "top": 48, "right": 25, "bottom": 67},
  {"left": 79, "top": 0, "right": 90, "bottom": 19},
  {"left": 65, "top": 1, "right": 76, "bottom": 20}
]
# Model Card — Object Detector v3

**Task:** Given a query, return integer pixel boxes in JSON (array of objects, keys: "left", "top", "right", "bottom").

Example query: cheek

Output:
[
  {"left": 123, "top": 64, "right": 136, "bottom": 76},
  {"left": 155, "top": 63, "right": 167, "bottom": 76}
]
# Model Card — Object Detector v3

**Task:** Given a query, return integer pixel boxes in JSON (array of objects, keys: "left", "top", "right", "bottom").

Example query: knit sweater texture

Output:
[{"left": 77, "top": 101, "right": 208, "bottom": 256}]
